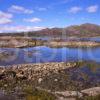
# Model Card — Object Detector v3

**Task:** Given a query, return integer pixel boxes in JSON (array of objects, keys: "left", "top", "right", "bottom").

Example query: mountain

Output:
[
  {"left": 64, "top": 23, "right": 100, "bottom": 37},
  {"left": 0, "top": 23, "right": 100, "bottom": 37}
]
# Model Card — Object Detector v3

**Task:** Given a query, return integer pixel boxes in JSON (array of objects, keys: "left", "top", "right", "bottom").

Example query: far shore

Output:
[
  {"left": 0, "top": 36, "right": 100, "bottom": 48},
  {"left": 46, "top": 41, "right": 100, "bottom": 48}
]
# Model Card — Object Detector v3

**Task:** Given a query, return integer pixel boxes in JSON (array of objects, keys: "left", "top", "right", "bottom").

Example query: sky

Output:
[{"left": 0, "top": 0, "right": 100, "bottom": 33}]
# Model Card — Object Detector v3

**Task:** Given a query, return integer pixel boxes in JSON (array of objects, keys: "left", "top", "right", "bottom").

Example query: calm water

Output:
[
  {"left": 79, "top": 37, "right": 100, "bottom": 42},
  {"left": 32, "top": 36, "right": 100, "bottom": 42},
  {"left": 0, "top": 46, "right": 100, "bottom": 66}
]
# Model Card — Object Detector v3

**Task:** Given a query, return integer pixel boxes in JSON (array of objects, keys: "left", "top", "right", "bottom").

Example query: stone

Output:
[
  {"left": 54, "top": 79, "right": 58, "bottom": 82},
  {"left": 38, "top": 78, "right": 43, "bottom": 84},
  {"left": 81, "top": 87, "right": 100, "bottom": 96}
]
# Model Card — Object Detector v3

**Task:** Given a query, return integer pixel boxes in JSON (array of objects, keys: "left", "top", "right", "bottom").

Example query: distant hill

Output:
[
  {"left": 0, "top": 23, "right": 100, "bottom": 37},
  {"left": 64, "top": 23, "right": 100, "bottom": 37}
]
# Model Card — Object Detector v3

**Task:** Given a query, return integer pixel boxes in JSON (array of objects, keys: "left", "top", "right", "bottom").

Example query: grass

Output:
[{"left": 23, "top": 86, "right": 56, "bottom": 100}]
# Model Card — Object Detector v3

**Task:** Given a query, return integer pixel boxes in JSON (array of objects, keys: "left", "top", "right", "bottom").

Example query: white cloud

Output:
[
  {"left": 24, "top": 17, "right": 42, "bottom": 23},
  {"left": 0, "top": 11, "right": 13, "bottom": 18},
  {"left": 0, "top": 26, "right": 45, "bottom": 33},
  {"left": 69, "top": 6, "right": 82, "bottom": 13},
  {"left": 87, "top": 5, "right": 98, "bottom": 13},
  {"left": 0, "top": 11, "right": 13, "bottom": 24},
  {"left": 0, "top": 18, "right": 12, "bottom": 24},
  {"left": 8, "top": 5, "right": 34, "bottom": 14}
]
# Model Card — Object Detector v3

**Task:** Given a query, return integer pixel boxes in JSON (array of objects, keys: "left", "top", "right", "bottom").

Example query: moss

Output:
[
  {"left": 86, "top": 62, "right": 99, "bottom": 73},
  {"left": 75, "top": 61, "right": 85, "bottom": 67},
  {"left": 23, "top": 86, "right": 56, "bottom": 100}
]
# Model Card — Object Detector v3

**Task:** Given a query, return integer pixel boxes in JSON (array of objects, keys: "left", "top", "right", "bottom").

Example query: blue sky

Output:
[{"left": 0, "top": 0, "right": 100, "bottom": 32}]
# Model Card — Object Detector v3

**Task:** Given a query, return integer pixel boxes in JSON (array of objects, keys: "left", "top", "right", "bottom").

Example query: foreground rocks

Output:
[
  {"left": 0, "top": 61, "right": 76, "bottom": 100},
  {"left": 0, "top": 62, "right": 100, "bottom": 100},
  {"left": 0, "top": 62, "right": 76, "bottom": 81}
]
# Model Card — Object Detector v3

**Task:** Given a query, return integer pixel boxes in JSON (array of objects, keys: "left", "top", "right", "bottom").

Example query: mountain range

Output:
[{"left": 0, "top": 23, "right": 100, "bottom": 37}]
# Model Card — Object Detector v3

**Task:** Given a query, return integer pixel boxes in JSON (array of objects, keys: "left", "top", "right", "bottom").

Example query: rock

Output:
[
  {"left": 81, "top": 87, "right": 100, "bottom": 96},
  {"left": 38, "top": 78, "right": 43, "bottom": 84},
  {"left": 4, "top": 84, "right": 8, "bottom": 87},
  {"left": 0, "top": 68, "right": 5, "bottom": 74},
  {"left": 16, "top": 73, "right": 27, "bottom": 80},
  {"left": 55, "top": 91, "right": 83, "bottom": 98},
  {"left": 54, "top": 79, "right": 58, "bottom": 82},
  {"left": 57, "top": 97, "right": 76, "bottom": 100},
  {"left": 0, "top": 62, "right": 77, "bottom": 82}
]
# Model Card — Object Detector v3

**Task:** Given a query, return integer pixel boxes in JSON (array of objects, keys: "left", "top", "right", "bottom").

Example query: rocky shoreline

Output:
[
  {"left": 0, "top": 36, "right": 44, "bottom": 48},
  {"left": 0, "top": 62, "right": 77, "bottom": 81},
  {"left": 0, "top": 62, "right": 100, "bottom": 99}
]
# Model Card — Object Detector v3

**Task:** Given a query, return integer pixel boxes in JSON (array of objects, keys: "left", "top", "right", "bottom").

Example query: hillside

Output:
[
  {"left": 65, "top": 23, "right": 100, "bottom": 37},
  {"left": 0, "top": 23, "right": 100, "bottom": 37}
]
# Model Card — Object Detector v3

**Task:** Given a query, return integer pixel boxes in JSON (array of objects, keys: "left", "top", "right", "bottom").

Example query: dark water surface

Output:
[
  {"left": 32, "top": 36, "right": 100, "bottom": 42},
  {"left": 0, "top": 46, "right": 100, "bottom": 66}
]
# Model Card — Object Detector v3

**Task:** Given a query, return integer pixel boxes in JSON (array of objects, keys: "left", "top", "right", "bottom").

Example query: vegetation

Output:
[{"left": 24, "top": 86, "right": 56, "bottom": 100}]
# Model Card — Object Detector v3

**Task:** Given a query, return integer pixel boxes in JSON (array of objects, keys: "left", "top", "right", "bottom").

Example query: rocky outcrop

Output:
[
  {"left": 81, "top": 87, "right": 100, "bottom": 96},
  {"left": 55, "top": 91, "right": 83, "bottom": 98},
  {"left": 54, "top": 87, "right": 100, "bottom": 99},
  {"left": 0, "top": 62, "right": 76, "bottom": 80},
  {"left": 0, "top": 36, "right": 45, "bottom": 48}
]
